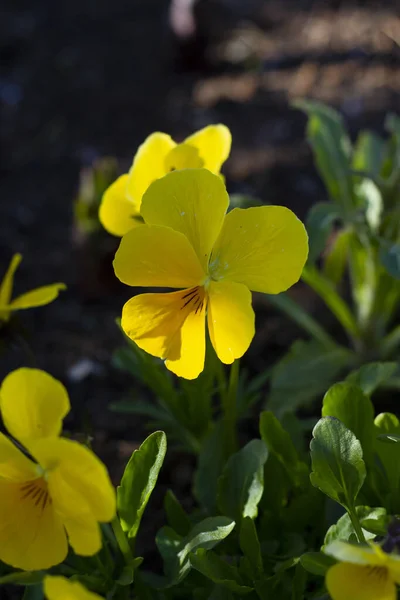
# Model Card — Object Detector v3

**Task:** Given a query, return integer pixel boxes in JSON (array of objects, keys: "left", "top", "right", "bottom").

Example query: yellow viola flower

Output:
[
  {"left": 113, "top": 168, "right": 308, "bottom": 380},
  {"left": 0, "top": 254, "right": 65, "bottom": 324},
  {"left": 0, "top": 368, "right": 116, "bottom": 571},
  {"left": 325, "top": 540, "right": 400, "bottom": 600},
  {"left": 99, "top": 124, "right": 231, "bottom": 236},
  {"left": 44, "top": 576, "right": 103, "bottom": 600}
]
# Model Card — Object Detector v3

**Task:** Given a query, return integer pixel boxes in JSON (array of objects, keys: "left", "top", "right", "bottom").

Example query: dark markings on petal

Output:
[
  {"left": 20, "top": 485, "right": 36, "bottom": 500},
  {"left": 20, "top": 482, "right": 36, "bottom": 491},
  {"left": 182, "top": 287, "right": 198, "bottom": 300}
]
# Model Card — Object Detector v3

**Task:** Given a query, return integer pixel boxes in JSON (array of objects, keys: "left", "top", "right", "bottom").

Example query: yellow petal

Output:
[
  {"left": 0, "top": 253, "right": 22, "bottom": 306},
  {"left": 210, "top": 206, "right": 308, "bottom": 294},
  {"left": 122, "top": 288, "right": 207, "bottom": 379},
  {"left": 207, "top": 280, "right": 255, "bottom": 364},
  {"left": 141, "top": 169, "right": 229, "bottom": 271},
  {"left": 30, "top": 437, "right": 116, "bottom": 523},
  {"left": 9, "top": 284, "right": 66, "bottom": 310},
  {"left": 113, "top": 224, "right": 205, "bottom": 288},
  {"left": 0, "top": 478, "right": 67, "bottom": 570},
  {"left": 44, "top": 576, "right": 103, "bottom": 600},
  {"left": 326, "top": 562, "right": 396, "bottom": 600},
  {"left": 0, "top": 433, "right": 37, "bottom": 481},
  {"left": 164, "top": 143, "right": 204, "bottom": 171},
  {"left": 127, "top": 132, "right": 176, "bottom": 206},
  {"left": 184, "top": 124, "right": 231, "bottom": 173},
  {"left": 325, "top": 541, "right": 388, "bottom": 566},
  {"left": 63, "top": 513, "right": 102, "bottom": 556},
  {"left": 0, "top": 368, "right": 70, "bottom": 442},
  {"left": 99, "top": 174, "right": 141, "bottom": 237}
]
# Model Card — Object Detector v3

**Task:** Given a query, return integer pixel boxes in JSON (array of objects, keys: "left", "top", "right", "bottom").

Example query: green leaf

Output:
[
  {"left": 378, "top": 434, "right": 400, "bottom": 444},
  {"left": 268, "top": 340, "right": 352, "bottom": 416},
  {"left": 300, "top": 552, "right": 336, "bottom": 576},
  {"left": 346, "top": 362, "right": 397, "bottom": 395},
  {"left": 323, "top": 228, "right": 352, "bottom": 285},
  {"left": 217, "top": 440, "right": 268, "bottom": 522},
  {"left": 306, "top": 202, "right": 341, "bottom": 263},
  {"left": 22, "top": 585, "right": 44, "bottom": 600},
  {"left": 310, "top": 417, "right": 366, "bottom": 511},
  {"left": 190, "top": 549, "right": 253, "bottom": 594},
  {"left": 352, "top": 131, "right": 386, "bottom": 180},
  {"left": 118, "top": 431, "right": 167, "bottom": 539},
  {"left": 375, "top": 413, "right": 400, "bottom": 511},
  {"left": 0, "top": 572, "right": 44, "bottom": 586},
  {"left": 379, "top": 241, "right": 400, "bottom": 280},
  {"left": 294, "top": 99, "right": 354, "bottom": 212},
  {"left": 324, "top": 508, "right": 378, "bottom": 547},
  {"left": 164, "top": 490, "right": 191, "bottom": 536},
  {"left": 292, "top": 562, "right": 307, "bottom": 600},
  {"left": 239, "top": 517, "right": 263, "bottom": 578},
  {"left": 322, "top": 382, "right": 375, "bottom": 466},
  {"left": 194, "top": 421, "right": 226, "bottom": 514}
]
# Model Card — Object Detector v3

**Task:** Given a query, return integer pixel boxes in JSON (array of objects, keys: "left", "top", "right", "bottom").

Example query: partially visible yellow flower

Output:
[
  {"left": 324, "top": 540, "right": 400, "bottom": 600},
  {"left": 0, "top": 368, "right": 116, "bottom": 571},
  {"left": 113, "top": 168, "right": 308, "bottom": 380},
  {"left": 0, "top": 254, "right": 65, "bottom": 324},
  {"left": 99, "top": 124, "right": 231, "bottom": 236},
  {"left": 44, "top": 576, "right": 103, "bottom": 600}
]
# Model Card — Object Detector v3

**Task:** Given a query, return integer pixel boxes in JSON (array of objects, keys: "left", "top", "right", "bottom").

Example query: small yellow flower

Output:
[
  {"left": 44, "top": 576, "right": 103, "bottom": 600},
  {"left": 325, "top": 540, "right": 400, "bottom": 600},
  {"left": 0, "top": 254, "right": 65, "bottom": 324},
  {"left": 113, "top": 169, "right": 308, "bottom": 380},
  {"left": 0, "top": 368, "right": 116, "bottom": 571},
  {"left": 99, "top": 124, "right": 231, "bottom": 236}
]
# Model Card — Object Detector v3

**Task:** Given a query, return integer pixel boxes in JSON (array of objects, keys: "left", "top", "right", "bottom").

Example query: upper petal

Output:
[
  {"left": 325, "top": 541, "right": 387, "bottom": 566},
  {"left": 184, "top": 125, "right": 232, "bottom": 173},
  {"left": 207, "top": 280, "right": 255, "bottom": 364},
  {"left": 0, "top": 368, "right": 70, "bottom": 443},
  {"left": 122, "top": 288, "right": 207, "bottom": 379},
  {"left": 44, "top": 576, "right": 103, "bottom": 600},
  {"left": 326, "top": 562, "right": 395, "bottom": 600},
  {"left": 99, "top": 174, "right": 142, "bottom": 237},
  {"left": 10, "top": 284, "right": 66, "bottom": 310},
  {"left": 0, "top": 253, "right": 21, "bottom": 306},
  {"left": 126, "top": 132, "right": 176, "bottom": 206},
  {"left": 113, "top": 224, "right": 205, "bottom": 288},
  {"left": 141, "top": 169, "right": 229, "bottom": 271},
  {"left": 210, "top": 206, "right": 308, "bottom": 294}
]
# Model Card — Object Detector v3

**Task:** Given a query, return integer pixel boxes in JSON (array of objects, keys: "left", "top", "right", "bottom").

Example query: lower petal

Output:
[
  {"left": 44, "top": 576, "right": 103, "bottom": 600},
  {"left": 64, "top": 513, "right": 101, "bottom": 556},
  {"left": 122, "top": 288, "right": 207, "bottom": 379},
  {"left": 326, "top": 563, "right": 396, "bottom": 600},
  {"left": 207, "top": 280, "right": 255, "bottom": 364},
  {"left": 0, "top": 479, "right": 67, "bottom": 570},
  {"left": 99, "top": 174, "right": 141, "bottom": 237}
]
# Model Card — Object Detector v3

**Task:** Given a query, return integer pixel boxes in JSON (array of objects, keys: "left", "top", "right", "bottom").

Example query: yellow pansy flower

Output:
[
  {"left": 0, "top": 368, "right": 116, "bottom": 571},
  {"left": 99, "top": 124, "right": 231, "bottom": 236},
  {"left": 44, "top": 576, "right": 103, "bottom": 600},
  {"left": 113, "top": 168, "right": 308, "bottom": 380},
  {"left": 325, "top": 540, "right": 400, "bottom": 600},
  {"left": 0, "top": 254, "right": 65, "bottom": 324}
]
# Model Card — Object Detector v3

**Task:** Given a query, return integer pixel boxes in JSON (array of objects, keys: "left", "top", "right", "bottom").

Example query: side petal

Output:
[
  {"left": 30, "top": 437, "right": 116, "bottom": 523},
  {"left": 184, "top": 125, "right": 232, "bottom": 173},
  {"left": 10, "top": 284, "right": 66, "bottom": 310},
  {"left": 127, "top": 132, "right": 176, "bottom": 206},
  {"left": 325, "top": 541, "right": 387, "bottom": 566},
  {"left": 326, "top": 562, "right": 396, "bottom": 600},
  {"left": 141, "top": 169, "right": 229, "bottom": 272},
  {"left": 0, "top": 368, "right": 70, "bottom": 442},
  {"left": 44, "top": 576, "right": 103, "bottom": 600},
  {"left": 0, "top": 433, "right": 37, "bottom": 481},
  {"left": 210, "top": 206, "right": 308, "bottom": 294},
  {"left": 207, "top": 280, "right": 255, "bottom": 364},
  {"left": 122, "top": 288, "right": 207, "bottom": 379},
  {"left": 0, "top": 254, "right": 22, "bottom": 306},
  {"left": 0, "top": 479, "right": 68, "bottom": 570},
  {"left": 63, "top": 513, "right": 102, "bottom": 556},
  {"left": 113, "top": 224, "right": 205, "bottom": 288},
  {"left": 99, "top": 174, "right": 141, "bottom": 237}
]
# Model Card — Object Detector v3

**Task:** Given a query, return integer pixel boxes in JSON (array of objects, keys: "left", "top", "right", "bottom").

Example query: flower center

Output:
[
  {"left": 180, "top": 286, "right": 205, "bottom": 314},
  {"left": 20, "top": 478, "right": 52, "bottom": 511}
]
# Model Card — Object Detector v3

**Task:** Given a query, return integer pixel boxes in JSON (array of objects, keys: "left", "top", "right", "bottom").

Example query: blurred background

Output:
[{"left": 0, "top": 0, "right": 399, "bottom": 485}]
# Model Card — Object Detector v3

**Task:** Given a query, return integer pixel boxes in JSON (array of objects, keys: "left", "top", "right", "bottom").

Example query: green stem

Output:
[
  {"left": 349, "top": 508, "right": 366, "bottom": 544},
  {"left": 222, "top": 360, "right": 239, "bottom": 457},
  {"left": 111, "top": 516, "right": 134, "bottom": 566}
]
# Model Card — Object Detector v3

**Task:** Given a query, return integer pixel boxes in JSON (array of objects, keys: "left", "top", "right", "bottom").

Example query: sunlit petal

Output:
[
  {"left": 184, "top": 124, "right": 231, "bottom": 173},
  {"left": 113, "top": 224, "right": 205, "bottom": 288},
  {"left": 10, "top": 284, "right": 66, "bottom": 311},
  {"left": 44, "top": 576, "right": 103, "bottom": 600},
  {"left": 325, "top": 541, "right": 388, "bottom": 566},
  {"left": 164, "top": 143, "right": 204, "bottom": 171},
  {"left": 210, "top": 206, "right": 308, "bottom": 293},
  {"left": 0, "top": 478, "right": 67, "bottom": 570},
  {"left": 0, "top": 368, "right": 70, "bottom": 443},
  {"left": 207, "top": 280, "right": 255, "bottom": 364},
  {"left": 127, "top": 132, "right": 176, "bottom": 206},
  {"left": 141, "top": 169, "right": 229, "bottom": 271},
  {"left": 0, "top": 254, "right": 22, "bottom": 306},
  {"left": 122, "top": 288, "right": 207, "bottom": 379},
  {"left": 0, "top": 433, "right": 37, "bottom": 481},
  {"left": 326, "top": 562, "right": 395, "bottom": 600},
  {"left": 99, "top": 174, "right": 141, "bottom": 237}
]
